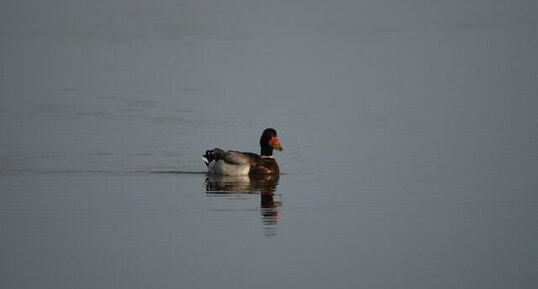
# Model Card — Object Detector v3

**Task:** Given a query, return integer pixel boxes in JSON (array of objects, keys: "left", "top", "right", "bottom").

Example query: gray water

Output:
[{"left": 1, "top": 1, "right": 538, "bottom": 288}]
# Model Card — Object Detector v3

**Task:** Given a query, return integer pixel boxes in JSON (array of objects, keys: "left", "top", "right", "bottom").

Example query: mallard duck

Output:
[{"left": 202, "top": 128, "right": 283, "bottom": 176}]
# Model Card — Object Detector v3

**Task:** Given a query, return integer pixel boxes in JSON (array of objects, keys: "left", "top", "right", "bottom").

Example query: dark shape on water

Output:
[
  {"left": 202, "top": 128, "right": 283, "bottom": 176},
  {"left": 206, "top": 173, "right": 281, "bottom": 237},
  {"left": 205, "top": 173, "right": 279, "bottom": 194}
]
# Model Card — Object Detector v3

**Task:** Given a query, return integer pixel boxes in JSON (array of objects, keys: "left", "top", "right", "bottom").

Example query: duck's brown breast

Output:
[{"left": 250, "top": 158, "right": 280, "bottom": 175}]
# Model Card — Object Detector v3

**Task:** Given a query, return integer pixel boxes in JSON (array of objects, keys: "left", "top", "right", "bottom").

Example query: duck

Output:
[{"left": 202, "top": 128, "right": 283, "bottom": 176}]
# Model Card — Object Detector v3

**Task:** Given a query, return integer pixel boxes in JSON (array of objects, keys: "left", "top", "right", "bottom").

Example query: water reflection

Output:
[{"left": 205, "top": 174, "right": 281, "bottom": 237}]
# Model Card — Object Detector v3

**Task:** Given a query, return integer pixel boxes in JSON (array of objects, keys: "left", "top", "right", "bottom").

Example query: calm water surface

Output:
[{"left": 1, "top": 1, "right": 538, "bottom": 288}]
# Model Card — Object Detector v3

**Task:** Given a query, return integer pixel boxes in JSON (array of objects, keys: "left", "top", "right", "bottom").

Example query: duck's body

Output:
[
  {"left": 202, "top": 128, "right": 283, "bottom": 176},
  {"left": 205, "top": 150, "right": 279, "bottom": 176}
]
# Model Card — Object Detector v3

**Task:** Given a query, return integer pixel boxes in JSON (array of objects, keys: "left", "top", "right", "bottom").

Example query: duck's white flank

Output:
[{"left": 208, "top": 160, "right": 250, "bottom": 176}]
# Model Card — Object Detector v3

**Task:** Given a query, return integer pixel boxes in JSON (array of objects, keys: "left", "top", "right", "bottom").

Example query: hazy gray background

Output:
[{"left": 1, "top": 0, "right": 537, "bottom": 288}]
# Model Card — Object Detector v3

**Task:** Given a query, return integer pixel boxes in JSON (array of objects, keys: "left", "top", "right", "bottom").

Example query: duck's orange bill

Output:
[{"left": 269, "top": 136, "right": 283, "bottom": 151}]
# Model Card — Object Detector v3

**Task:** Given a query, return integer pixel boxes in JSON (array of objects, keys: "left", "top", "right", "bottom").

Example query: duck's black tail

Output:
[{"left": 202, "top": 150, "right": 215, "bottom": 167}]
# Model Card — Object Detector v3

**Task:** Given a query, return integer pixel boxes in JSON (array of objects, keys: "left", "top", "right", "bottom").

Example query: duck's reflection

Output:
[{"left": 205, "top": 174, "right": 281, "bottom": 237}]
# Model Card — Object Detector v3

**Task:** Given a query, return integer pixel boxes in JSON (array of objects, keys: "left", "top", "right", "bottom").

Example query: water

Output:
[{"left": 1, "top": 0, "right": 538, "bottom": 288}]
